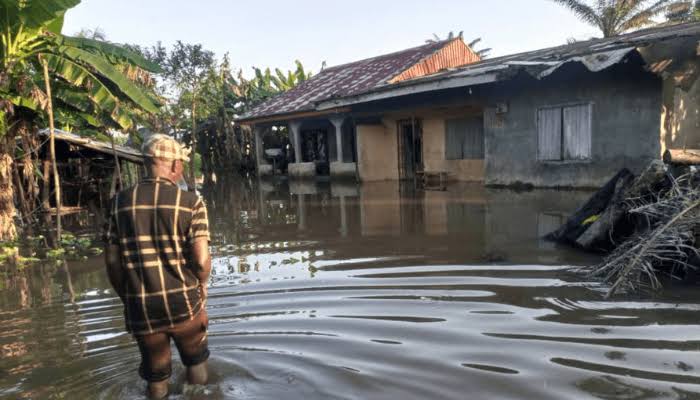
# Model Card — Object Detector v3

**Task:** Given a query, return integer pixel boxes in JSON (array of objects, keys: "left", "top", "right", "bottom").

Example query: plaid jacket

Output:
[{"left": 104, "top": 177, "right": 210, "bottom": 335}]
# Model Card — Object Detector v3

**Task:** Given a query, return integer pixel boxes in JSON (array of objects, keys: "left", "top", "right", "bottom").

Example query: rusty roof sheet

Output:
[
  {"left": 241, "top": 39, "right": 457, "bottom": 121},
  {"left": 38, "top": 129, "right": 144, "bottom": 164},
  {"left": 316, "top": 22, "right": 700, "bottom": 109}
]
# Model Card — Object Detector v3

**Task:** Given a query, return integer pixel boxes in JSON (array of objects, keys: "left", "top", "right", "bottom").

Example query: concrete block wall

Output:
[{"left": 483, "top": 66, "right": 663, "bottom": 188}]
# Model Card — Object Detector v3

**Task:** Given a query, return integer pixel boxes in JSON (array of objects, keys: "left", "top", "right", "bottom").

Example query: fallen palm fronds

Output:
[
  {"left": 548, "top": 159, "right": 700, "bottom": 297},
  {"left": 589, "top": 173, "right": 700, "bottom": 298}
]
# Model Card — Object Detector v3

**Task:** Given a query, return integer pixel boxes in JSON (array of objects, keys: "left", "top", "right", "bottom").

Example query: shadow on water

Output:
[{"left": 2, "top": 177, "right": 700, "bottom": 399}]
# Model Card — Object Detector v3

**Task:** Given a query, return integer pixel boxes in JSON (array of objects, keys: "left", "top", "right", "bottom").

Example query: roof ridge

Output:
[{"left": 321, "top": 38, "right": 457, "bottom": 73}]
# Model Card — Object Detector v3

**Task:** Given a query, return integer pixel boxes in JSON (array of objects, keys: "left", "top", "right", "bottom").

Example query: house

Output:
[{"left": 238, "top": 22, "right": 700, "bottom": 188}]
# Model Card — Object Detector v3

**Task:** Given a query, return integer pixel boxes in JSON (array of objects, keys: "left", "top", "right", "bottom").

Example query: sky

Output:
[{"left": 63, "top": 0, "right": 600, "bottom": 76}]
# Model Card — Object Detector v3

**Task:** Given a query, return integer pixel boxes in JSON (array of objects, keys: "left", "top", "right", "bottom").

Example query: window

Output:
[
  {"left": 445, "top": 117, "right": 484, "bottom": 160},
  {"left": 537, "top": 103, "right": 592, "bottom": 161}
]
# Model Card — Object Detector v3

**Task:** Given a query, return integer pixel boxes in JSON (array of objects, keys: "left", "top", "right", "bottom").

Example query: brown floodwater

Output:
[{"left": 2, "top": 180, "right": 700, "bottom": 399}]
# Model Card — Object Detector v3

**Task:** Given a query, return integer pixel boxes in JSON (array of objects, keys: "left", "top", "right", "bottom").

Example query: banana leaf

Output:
[
  {"left": 58, "top": 46, "right": 159, "bottom": 114},
  {"left": 60, "top": 36, "right": 163, "bottom": 73},
  {"left": 0, "top": 0, "right": 80, "bottom": 30}
]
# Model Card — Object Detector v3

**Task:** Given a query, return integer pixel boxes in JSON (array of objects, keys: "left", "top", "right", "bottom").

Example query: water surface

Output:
[{"left": 2, "top": 180, "right": 700, "bottom": 399}]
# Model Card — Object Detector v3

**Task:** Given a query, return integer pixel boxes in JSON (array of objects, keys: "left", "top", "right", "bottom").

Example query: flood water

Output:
[{"left": 2, "top": 180, "right": 700, "bottom": 399}]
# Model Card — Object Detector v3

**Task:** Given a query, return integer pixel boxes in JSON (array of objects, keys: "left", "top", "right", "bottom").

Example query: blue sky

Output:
[{"left": 64, "top": 0, "right": 599, "bottom": 76}]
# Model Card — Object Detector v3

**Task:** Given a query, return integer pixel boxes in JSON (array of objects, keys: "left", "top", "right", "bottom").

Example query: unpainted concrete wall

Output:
[
  {"left": 484, "top": 64, "right": 662, "bottom": 188},
  {"left": 356, "top": 121, "right": 399, "bottom": 181}
]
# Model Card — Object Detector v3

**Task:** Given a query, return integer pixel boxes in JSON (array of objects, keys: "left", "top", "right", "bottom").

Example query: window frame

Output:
[
  {"left": 536, "top": 102, "right": 593, "bottom": 164},
  {"left": 444, "top": 115, "right": 485, "bottom": 161}
]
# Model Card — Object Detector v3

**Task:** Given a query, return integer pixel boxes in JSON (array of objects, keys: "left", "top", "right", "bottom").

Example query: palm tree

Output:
[
  {"left": 271, "top": 60, "right": 313, "bottom": 92},
  {"left": 551, "top": 0, "right": 685, "bottom": 37},
  {"left": 426, "top": 31, "right": 492, "bottom": 58},
  {"left": 0, "top": 0, "right": 162, "bottom": 240},
  {"left": 74, "top": 26, "right": 107, "bottom": 41},
  {"left": 664, "top": 0, "right": 699, "bottom": 22}
]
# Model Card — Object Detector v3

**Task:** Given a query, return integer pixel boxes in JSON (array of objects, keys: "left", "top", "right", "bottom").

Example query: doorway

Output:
[
  {"left": 397, "top": 118, "right": 422, "bottom": 180},
  {"left": 301, "top": 128, "right": 330, "bottom": 175}
]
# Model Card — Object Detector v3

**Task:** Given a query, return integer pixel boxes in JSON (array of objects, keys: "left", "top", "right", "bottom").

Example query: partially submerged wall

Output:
[
  {"left": 484, "top": 62, "right": 662, "bottom": 188},
  {"left": 356, "top": 121, "right": 399, "bottom": 181},
  {"left": 422, "top": 117, "right": 485, "bottom": 182}
]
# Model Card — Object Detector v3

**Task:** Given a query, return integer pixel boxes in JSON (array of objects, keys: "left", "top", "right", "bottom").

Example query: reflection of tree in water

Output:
[
  {"left": 574, "top": 375, "right": 662, "bottom": 399},
  {"left": 0, "top": 261, "right": 106, "bottom": 397},
  {"left": 203, "top": 176, "right": 301, "bottom": 248},
  {"left": 202, "top": 175, "right": 255, "bottom": 246}
]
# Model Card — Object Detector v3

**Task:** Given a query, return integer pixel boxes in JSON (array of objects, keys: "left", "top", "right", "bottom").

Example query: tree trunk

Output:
[
  {"left": 0, "top": 149, "right": 17, "bottom": 241},
  {"left": 42, "top": 58, "right": 61, "bottom": 242},
  {"left": 575, "top": 161, "right": 666, "bottom": 250},
  {"left": 663, "top": 149, "right": 700, "bottom": 165},
  {"left": 189, "top": 97, "right": 197, "bottom": 188},
  {"left": 545, "top": 168, "right": 635, "bottom": 245}
]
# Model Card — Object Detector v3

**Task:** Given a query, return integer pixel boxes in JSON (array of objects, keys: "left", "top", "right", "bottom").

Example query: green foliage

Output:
[
  {"left": 0, "top": 0, "right": 163, "bottom": 136},
  {"left": 0, "top": 240, "right": 40, "bottom": 268},
  {"left": 0, "top": 0, "right": 80, "bottom": 31},
  {"left": 551, "top": 0, "right": 694, "bottom": 37}
]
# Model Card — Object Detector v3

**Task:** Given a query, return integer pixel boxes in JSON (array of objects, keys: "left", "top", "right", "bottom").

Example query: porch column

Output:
[
  {"left": 289, "top": 121, "right": 302, "bottom": 163},
  {"left": 254, "top": 125, "right": 266, "bottom": 169},
  {"left": 330, "top": 116, "right": 345, "bottom": 162},
  {"left": 329, "top": 116, "right": 356, "bottom": 179}
]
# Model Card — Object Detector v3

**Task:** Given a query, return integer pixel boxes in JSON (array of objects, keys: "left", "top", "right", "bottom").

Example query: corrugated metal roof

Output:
[
  {"left": 38, "top": 129, "right": 144, "bottom": 164},
  {"left": 326, "top": 22, "right": 700, "bottom": 109},
  {"left": 389, "top": 39, "right": 481, "bottom": 83},
  {"left": 316, "top": 22, "right": 700, "bottom": 110},
  {"left": 241, "top": 38, "right": 476, "bottom": 121}
]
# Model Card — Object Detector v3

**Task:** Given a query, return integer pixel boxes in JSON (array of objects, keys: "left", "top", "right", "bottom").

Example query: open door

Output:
[{"left": 397, "top": 119, "right": 422, "bottom": 180}]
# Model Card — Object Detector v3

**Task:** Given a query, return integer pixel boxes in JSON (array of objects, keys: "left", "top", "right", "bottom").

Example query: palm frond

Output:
[
  {"left": 619, "top": 0, "right": 674, "bottom": 31},
  {"left": 552, "top": 0, "right": 603, "bottom": 26},
  {"left": 588, "top": 173, "right": 700, "bottom": 297}
]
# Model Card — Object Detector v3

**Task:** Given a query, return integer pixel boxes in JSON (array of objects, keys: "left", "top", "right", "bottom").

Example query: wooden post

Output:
[
  {"left": 41, "top": 160, "right": 50, "bottom": 209},
  {"left": 109, "top": 132, "right": 123, "bottom": 191},
  {"left": 41, "top": 57, "right": 61, "bottom": 242}
]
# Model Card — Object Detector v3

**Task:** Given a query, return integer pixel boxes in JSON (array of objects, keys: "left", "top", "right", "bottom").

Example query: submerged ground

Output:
[{"left": 2, "top": 180, "right": 700, "bottom": 399}]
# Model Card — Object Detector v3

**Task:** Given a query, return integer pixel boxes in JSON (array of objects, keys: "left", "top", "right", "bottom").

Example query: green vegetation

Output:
[
  {"left": 0, "top": 0, "right": 314, "bottom": 250},
  {"left": 128, "top": 42, "right": 314, "bottom": 182},
  {"left": 0, "top": 0, "right": 163, "bottom": 242},
  {"left": 0, "top": 231, "right": 100, "bottom": 267},
  {"left": 551, "top": 0, "right": 698, "bottom": 37}
]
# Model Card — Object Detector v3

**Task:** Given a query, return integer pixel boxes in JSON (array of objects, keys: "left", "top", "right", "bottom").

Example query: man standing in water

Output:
[{"left": 104, "top": 134, "right": 211, "bottom": 399}]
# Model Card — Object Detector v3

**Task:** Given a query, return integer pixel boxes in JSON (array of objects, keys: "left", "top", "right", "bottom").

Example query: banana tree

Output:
[{"left": 0, "top": 0, "right": 162, "bottom": 241}]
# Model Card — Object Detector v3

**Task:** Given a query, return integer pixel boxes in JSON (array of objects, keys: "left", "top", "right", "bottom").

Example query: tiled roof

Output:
[{"left": 241, "top": 39, "right": 469, "bottom": 121}]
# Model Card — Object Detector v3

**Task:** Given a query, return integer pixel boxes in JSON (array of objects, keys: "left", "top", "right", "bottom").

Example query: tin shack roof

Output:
[
  {"left": 316, "top": 22, "right": 700, "bottom": 110},
  {"left": 38, "top": 129, "right": 144, "bottom": 164},
  {"left": 240, "top": 38, "right": 480, "bottom": 123}
]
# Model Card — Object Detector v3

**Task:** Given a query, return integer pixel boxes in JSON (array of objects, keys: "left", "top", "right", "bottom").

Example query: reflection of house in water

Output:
[
  {"left": 238, "top": 23, "right": 700, "bottom": 188},
  {"left": 211, "top": 181, "right": 597, "bottom": 266}
]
